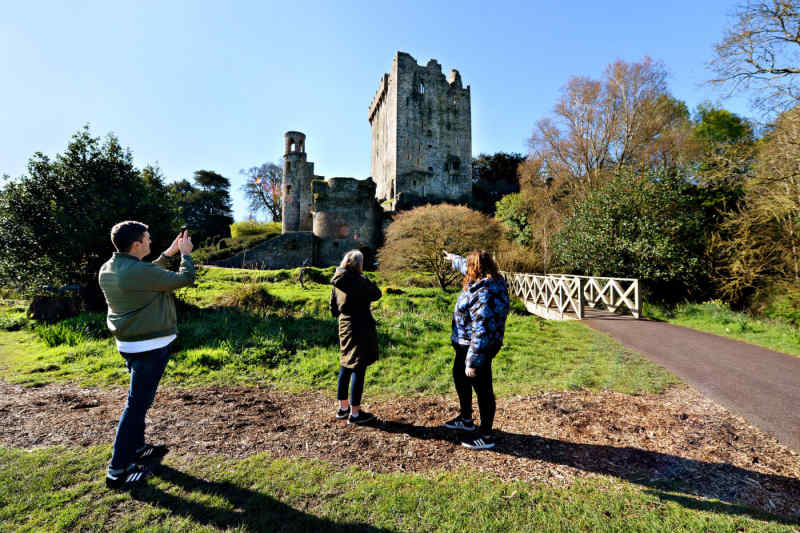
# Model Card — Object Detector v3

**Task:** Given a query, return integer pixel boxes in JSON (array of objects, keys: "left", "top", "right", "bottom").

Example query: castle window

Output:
[
  {"left": 287, "top": 185, "right": 292, "bottom": 194},
  {"left": 446, "top": 156, "right": 461, "bottom": 172},
  {"left": 428, "top": 166, "right": 433, "bottom": 173},
  {"left": 419, "top": 82, "right": 425, "bottom": 94}
]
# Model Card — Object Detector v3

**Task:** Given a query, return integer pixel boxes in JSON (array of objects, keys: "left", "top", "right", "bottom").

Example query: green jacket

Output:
[
  {"left": 98, "top": 252, "right": 196, "bottom": 342},
  {"left": 330, "top": 268, "right": 382, "bottom": 368}
]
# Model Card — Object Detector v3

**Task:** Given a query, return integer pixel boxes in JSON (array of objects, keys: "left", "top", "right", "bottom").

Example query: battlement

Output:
[{"left": 312, "top": 177, "right": 377, "bottom": 205}]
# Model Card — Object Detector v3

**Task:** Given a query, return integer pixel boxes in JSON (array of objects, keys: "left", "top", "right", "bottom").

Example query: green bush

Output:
[
  {"left": 230, "top": 220, "right": 281, "bottom": 238},
  {"left": 759, "top": 283, "right": 800, "bottom": 326},
  {"left": 495, "top": 193, "right": 534, "bottom": 247},
  {"left": 0, "top": 314, "right": 28, "bottom": 331},
  {"left": 552, "top": 172, "right": 711, "bottom": 303}
]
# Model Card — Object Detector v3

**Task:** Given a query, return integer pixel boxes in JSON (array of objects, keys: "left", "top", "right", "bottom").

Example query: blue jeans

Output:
[
  {"left": 337, "top": 365, "right": 366, "bottom": 406},
  {"left": 108, "top": 345, "right": 170, "bottom": 471}
]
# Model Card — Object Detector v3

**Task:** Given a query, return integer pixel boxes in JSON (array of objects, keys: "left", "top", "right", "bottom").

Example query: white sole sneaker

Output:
[{"left": 461, "top": 437, "right": 495, "bottom": 450}]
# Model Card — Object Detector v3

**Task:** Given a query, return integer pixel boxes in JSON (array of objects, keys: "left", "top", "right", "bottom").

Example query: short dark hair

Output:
[{"left": 111, "top": 221, "right": 148, "bottom": 252}]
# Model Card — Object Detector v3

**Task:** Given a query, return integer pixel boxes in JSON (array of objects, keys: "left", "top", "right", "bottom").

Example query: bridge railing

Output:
[{"left": 500, "top": 272, "right": 640, "bottom": 319}]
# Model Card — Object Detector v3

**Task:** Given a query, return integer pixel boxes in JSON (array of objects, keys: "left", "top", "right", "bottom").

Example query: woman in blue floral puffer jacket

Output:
[{"left": 441, "top": 249, "right": 509, "bottom": 450}]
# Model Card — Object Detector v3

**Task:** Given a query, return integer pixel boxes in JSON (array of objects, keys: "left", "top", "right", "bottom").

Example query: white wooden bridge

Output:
[{"left": 500, "top": 272, "right": 640, "bottom": 320}]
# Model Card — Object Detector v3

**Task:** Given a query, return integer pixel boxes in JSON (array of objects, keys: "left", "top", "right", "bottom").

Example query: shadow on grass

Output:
[
  {"left": 132, "top": 464, "right": 393, "bottom": 532},
  {"left": 372, "top": 420, "right": 800, "bottom": 524}
]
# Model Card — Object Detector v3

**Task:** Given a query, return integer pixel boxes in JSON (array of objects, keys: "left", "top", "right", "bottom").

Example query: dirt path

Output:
[
  {"left": 1, "top": 381, "right": 799, "bottom": 519},
  {"left": 585, "top": 315, "right": 800, "bottom": 454}
]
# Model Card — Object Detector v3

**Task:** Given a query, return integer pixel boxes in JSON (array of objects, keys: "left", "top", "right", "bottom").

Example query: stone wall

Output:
[
  {"left": 213, "top": 232, "right": 315, "bottom": 270},
  {"left": 312, "top": 177, "right": 381, "bottom": 267}
]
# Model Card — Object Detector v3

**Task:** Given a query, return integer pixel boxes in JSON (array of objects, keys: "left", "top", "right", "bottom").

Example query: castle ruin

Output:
[
  {"left": 370, "top": 52, "right": 472, "bottom": 210},
  {"left": 216, "top": 51, "right": 472, "bottom": 270}
]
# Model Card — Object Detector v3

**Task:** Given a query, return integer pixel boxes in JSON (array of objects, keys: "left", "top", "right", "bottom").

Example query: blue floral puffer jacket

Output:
[{"left": 449, "top": 254, "right": 510, "bottom": 368}]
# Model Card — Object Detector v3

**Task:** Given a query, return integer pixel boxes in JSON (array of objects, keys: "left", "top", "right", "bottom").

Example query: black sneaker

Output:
[
  {"left": 461, "top": 434, "right": 495, "bottom": 450},
  {"left": 336, "top": 407, "right": 351, "bottom": 420},
  {"left": 348, "top": 411, "right": 376, "bottom": 425},
  {"left": 443, "top": 416, "right": 476, "bottom": 431},
  {"left": 135, "top": 444, "right": 168, "bottom": 463},
  {"left": 105, "top": 463, "right": 153, "bottom": 489}
]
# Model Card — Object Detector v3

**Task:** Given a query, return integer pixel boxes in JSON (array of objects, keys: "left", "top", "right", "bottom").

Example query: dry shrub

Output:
[
  {"left": 218, "top": 284, "right": 276, "bottom": 311},
  {"left": 495, "top": 240, "right": 542, "bottom": 273},
  {"left": 378, "top": 204, "right": 503, "bottom": 289}
]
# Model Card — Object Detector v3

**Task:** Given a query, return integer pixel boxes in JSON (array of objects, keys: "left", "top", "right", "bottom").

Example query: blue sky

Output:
[{"left": 1, "top": 0, "right": 751, "bottom": 221}]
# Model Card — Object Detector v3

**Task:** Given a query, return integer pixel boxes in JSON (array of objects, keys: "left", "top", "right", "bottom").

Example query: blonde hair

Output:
[{"left": 340, "top": 250, "right": 364, "bottom": 274}]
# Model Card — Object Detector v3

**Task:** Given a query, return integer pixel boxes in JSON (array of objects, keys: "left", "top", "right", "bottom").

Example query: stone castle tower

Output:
[
  {"left": 217, "top": 52, "right": 472, "bottom": 270},
  {"left": 368, "top": 51, "right": 472, "bottom": 210},
  {"left": 281, "top": 131, "right": 315, "bottom": 233}
]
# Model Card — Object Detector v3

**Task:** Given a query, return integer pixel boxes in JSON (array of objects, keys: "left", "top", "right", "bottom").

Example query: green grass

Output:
[
  {"left": 0, "top": 267, "right": 677, "bottom": 394},
  {"left": 1, "top": 268, "right": 797, "bottom": 529},
  {"left": 645, "top": 301, "right": 800, "bottom": 357},
  {"left": 1, "top": 445, "right": 795, "bottom": 532}
]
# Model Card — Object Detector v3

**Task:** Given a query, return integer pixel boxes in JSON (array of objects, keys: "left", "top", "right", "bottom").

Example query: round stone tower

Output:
[{"left": 282, "top": 131, "right": 314, "bottom": 233}]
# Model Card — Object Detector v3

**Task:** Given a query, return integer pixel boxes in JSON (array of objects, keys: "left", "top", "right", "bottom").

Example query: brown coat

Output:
[{"left": 330, "top": 268, "right": 382, "bottom": 369}]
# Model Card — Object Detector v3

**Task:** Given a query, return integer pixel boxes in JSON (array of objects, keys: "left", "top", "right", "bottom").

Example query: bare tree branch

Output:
[{"left": 709, "top": 1, "right": 800, "bottom": 112}]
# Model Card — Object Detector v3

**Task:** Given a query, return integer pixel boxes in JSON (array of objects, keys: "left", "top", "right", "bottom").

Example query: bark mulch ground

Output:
[{"left": 1, "top": 381, "right": 799, "bottom": 520}]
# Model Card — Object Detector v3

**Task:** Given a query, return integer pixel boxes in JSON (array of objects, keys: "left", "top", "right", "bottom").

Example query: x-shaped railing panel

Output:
[{"left": 500, "top": 272, "right": 639, "bottom": 319}]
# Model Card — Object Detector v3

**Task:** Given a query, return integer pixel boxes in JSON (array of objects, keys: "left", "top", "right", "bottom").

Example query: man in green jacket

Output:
[{"left": 99, "top": 221, "right": 195, "bottom": 489}]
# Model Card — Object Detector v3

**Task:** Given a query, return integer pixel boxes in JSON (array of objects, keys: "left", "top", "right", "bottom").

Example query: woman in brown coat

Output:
[{"left": 330, "top": 250, "right": 382, "bottom": 425}]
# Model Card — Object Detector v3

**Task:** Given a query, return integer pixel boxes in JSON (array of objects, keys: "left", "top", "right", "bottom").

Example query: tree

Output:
[
  {"left": 0, "top": 126, "right": 178, "bottom": 294},
  {"left": 551, "top": 171, "right": 711, "bottom": 303},
  {"left": 527, "top": 57, "right": 688, "bottom": 192},
  {"left": 240, "top": 162, "right": 282, "bottom": 222},
  {"left": 470, "top": 152, "right": 524, "bottom": 215},
  {"left": 378, "top": 204, "right": 503, "bottom": 289},
  {"left": 494, "top": 193, "right": 534, "bottom": 247},
  {"left": 689, "top": 104, "right": 756, "bottom": 186},
  {"left": 712, "top": 105, "right": 800, "bottom": 304},
  {"left": 709, "top": 0, "right": 800, "bottom": 112},
  {"left": 170, "top": 170, "right": 234, "bottom": 245}
]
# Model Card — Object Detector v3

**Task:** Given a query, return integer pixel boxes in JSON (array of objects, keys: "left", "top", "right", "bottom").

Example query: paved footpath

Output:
[{"left": 584, "top": 313, "right": 800, "bottom": 453}]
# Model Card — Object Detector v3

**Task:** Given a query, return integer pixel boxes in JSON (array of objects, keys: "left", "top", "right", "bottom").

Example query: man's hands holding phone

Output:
[{"left": 165, "top": 230, "right": 193, "bottom": 257}]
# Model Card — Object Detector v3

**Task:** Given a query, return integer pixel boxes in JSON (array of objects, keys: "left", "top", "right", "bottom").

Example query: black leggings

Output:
[
  {"left": 452, "top": 343, "right": 495, "bottom": 435},
  {"left": 337, "top": 365, "right": 366, "bottom": 406}
]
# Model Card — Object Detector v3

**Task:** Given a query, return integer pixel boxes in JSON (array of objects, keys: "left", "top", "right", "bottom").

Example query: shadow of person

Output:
[
  {"left": 130, "top": 464, "right": 393, "bottom": 532},
  {"left": 374, "top": 419, "right": 800, "bottom": 523}
]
